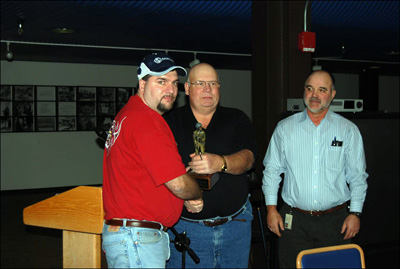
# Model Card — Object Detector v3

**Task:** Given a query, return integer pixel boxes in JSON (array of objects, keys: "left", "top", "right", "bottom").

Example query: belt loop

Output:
[{"left": 123, "top": 219, "right": 127, "bottom": 227}]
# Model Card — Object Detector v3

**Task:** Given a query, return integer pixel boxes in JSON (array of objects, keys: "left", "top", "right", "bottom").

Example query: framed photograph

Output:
[
  {"left": 78, "top": 101, "right": 96, "bottom": 116},
  {"left": 98, "top": 102, "right": 115, "bottom": 116},
  {"left": 58, "top": 117, "right": 76, "bottom": 131},
  {"left": 78, "top": 87, "right": 96, "bottom": 101},
  {"left": 14, "top": 86, "right": 34, "bottom": 101},
  {"left": 14, "top": 101, "right": 34, "bottom": 117},
  {"left": 37, "top": 117, "right": 56, "bottom": 131},
  {"left": 58, "top": 102, "right": 76, "bottom": 116},
  {"left": 37, "top": 86, "right": 56, "bottom": 101},
  {"left": 14, "top": 116, "right": 34, "bottom": 132},
  {"left": 117, "top": 87, "right": 132, "bottom": 102},
  {"left": 97, "top": 116, "right": 113, "bottom": 131},
  {"left": 0, "top": 101, "right": 12, "bottom": 132},
  {"left": 116, "top": 102, "right": 126, "bottom": 113},
  {"left": 0, "top": 118, "right": 12, "bottom": 132},
  {"left": 1, "top": 85, "right": 12, "bottom": 101},
  {"left": 57, "top": 86, "right": 76, "bottom": 101},
  {"left": 1, "top": 101, "right": 12, "bottom": 116},
  {"left": 98, "top": 87, "right": 115, "bottom": 101},
  {"left": 78, "top": 116, "right": 96, "bottom": 131},
  {"left": 37, "top": 102, "right": 56, "bottom": 116}
]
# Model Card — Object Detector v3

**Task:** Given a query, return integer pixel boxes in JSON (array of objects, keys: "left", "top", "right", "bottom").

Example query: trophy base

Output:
[{"left": 190, "top": 172, "right": 219, "bottom": 190}]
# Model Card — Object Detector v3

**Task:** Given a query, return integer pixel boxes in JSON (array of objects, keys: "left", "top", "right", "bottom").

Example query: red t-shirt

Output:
[{"left": 102, "top": 95, "right": 186, "bottom": 227}]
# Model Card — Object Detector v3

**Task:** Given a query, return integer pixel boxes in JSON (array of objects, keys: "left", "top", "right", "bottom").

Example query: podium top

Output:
[{"left": 23, "top": 186, "right": 104, "bottom": 234}]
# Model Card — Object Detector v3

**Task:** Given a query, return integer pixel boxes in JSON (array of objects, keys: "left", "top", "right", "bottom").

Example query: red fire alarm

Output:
[{"left": 298, "top": 32, "right": 316, "bottom": 52}]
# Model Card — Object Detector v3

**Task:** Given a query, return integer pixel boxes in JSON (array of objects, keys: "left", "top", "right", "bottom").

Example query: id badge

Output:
[{"left": 285, "top": 213, "right": 293, "bottom": 230}]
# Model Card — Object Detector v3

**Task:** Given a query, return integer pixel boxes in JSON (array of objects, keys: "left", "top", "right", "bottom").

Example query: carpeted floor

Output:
[{"left": 1, "top": 187, "right": 398, "bottom": 268}]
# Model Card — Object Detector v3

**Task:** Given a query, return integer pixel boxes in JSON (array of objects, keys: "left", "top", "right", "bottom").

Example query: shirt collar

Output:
[
  {"left": 299, "top": 108, "right": 335, "bottom": 125},
  {"left": 184, "top": 103, "right": 220, "bottom": 130}
]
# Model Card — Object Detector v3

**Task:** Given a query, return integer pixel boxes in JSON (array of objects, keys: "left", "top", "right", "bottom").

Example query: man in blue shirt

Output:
[{"left": 262, "top": 70, "right": 368, "bottom": 268}]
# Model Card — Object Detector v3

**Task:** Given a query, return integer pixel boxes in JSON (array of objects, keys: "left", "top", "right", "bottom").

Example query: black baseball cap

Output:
[{"left": 137, "top": 52, "right": 187, "bottom": 80}]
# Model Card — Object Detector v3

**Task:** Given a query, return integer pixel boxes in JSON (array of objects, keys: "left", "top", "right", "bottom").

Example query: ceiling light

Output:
[
  {"left": 17, "top": 18, "right": 24, "bottom": 35},
  {"left": 312, "top": 59, "right": 322, "bottom": 71},
  {"left": 189, "top": 52, "right": 200, "bottom": 67},
  {"left": 51, "top": 28, "right": 75, "bottom": 34},
  {"left": 6, "top": 42, "right": 13, "bottom": 61}
]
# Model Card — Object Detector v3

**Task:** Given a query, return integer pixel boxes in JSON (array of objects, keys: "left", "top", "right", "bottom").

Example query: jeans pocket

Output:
[
  {"left": 136, "top": 229, "right": 163, "bottom": 244},
  {"left": 136, "top": 230, "right": 170, "bottom": 267},
  {"left": 102, "top": 228, "right": 130, "bottom": 268}
]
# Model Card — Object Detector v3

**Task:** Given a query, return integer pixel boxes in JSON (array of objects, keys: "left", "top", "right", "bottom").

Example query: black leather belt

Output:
[
  {"left": 181, "top": 208, "right": 246, "bottom": 227},
  {"left": 293, "top": 203, "right": 347, "bottom": 217},
  {"left": 105, "top": 219, "right": 168, "bottom": 231}
]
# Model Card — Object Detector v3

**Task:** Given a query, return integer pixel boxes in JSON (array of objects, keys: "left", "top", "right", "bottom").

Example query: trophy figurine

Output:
[
  {"left": 193, "top": 123, "right": 206, "bottom": 158},
  {"left": 189, "top": 123, "right": 219, "bottom": 190}
]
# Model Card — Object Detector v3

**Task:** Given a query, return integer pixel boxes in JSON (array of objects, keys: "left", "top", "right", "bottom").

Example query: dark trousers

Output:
[{"left": 278, "top": 203, "right": 351, "bottom": 268}]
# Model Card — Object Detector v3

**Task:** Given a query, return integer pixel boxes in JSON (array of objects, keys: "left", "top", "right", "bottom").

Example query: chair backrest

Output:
[{"left": 296, "top": 243, "right": 365, "bottom": 268}]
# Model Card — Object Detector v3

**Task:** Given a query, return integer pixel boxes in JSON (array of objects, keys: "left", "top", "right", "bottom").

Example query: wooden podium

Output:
[{"left": 23, "top": 186, "right": 104, "bottom": 268}]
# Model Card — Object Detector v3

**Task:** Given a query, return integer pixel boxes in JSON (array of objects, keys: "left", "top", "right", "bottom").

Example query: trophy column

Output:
[{"left": 189, "top": 123, "right": 219, "bottom": 190}]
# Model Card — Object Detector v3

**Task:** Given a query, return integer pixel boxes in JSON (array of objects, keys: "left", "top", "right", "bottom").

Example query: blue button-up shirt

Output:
[{"left": 262, "top": 109, "right": 368, "bottom": 213}]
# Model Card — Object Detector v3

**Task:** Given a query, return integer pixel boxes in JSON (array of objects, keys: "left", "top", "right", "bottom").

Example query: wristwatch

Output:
[
  {"left": 220, "top": 155, "right": 227, "bottom": 172},
  {"left": 349, "top": 212, "right": 362, "bottom": 218}
]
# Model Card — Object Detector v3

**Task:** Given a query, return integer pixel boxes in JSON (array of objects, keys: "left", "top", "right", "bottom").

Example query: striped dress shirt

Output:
[{"left": 262, "top": 109, "right": 368, "bottom": 213}]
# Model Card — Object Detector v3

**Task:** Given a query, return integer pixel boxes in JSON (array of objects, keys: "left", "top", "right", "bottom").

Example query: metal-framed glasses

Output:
[{"left": 188, "top": 80, "right": 221, "bottom": 88}]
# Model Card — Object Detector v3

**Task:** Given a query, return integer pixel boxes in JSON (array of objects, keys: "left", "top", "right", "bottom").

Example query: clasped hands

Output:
[
  {"left": 184, "top": 199, "right": 204, "bottom": 213},
  {"left": 184, "top": 152, "right": 221, "bottom": 213}
]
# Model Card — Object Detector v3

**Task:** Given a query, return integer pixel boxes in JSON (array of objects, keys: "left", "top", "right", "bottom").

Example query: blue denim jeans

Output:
[
  {"left": 102, "top": 220, "right": 170, "bottom": 268},
  {"left": 166, "top": 199, "right": 253, "bottom": 268}
]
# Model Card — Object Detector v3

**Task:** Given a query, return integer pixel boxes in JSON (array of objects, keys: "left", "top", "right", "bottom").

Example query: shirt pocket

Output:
[{"left": 325, "top": 146, "right": 344, "bottom": 170}]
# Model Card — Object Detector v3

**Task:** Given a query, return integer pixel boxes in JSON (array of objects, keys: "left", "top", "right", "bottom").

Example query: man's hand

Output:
[
  {"left": 341, "top": 214, "right": 360, "bottom": 240},
  {"left": 188, "top": 152, "right": 221, "bottom": 174},
  {"left": 266, "top": 205, "right": 284, "bottom": 237},
  {"left": 184, "top": 199, "right": 204, "bottom": 213},
  {"left": 188, "top": 149, "right": 254, "bottom": 175}
]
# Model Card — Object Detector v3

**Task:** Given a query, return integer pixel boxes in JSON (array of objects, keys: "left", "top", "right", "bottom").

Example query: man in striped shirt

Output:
[{"left": 262, "top": 70, "right": 368, "bottom": 268}]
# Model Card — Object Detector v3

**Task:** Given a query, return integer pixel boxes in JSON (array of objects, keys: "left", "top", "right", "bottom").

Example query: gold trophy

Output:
[{"left": 189, "top": 123, "right": 219, "bottom": 190}]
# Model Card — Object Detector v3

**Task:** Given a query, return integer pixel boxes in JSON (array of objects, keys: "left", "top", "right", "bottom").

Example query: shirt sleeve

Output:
[
  {"left": 262, "top": 123, "right": 286, "bottom": 205},
  {"left": 345, "top": 125, "right": 369, "bottom": 212}
]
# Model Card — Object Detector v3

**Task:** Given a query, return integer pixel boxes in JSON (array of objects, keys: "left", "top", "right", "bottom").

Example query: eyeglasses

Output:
[{"left": 187, "top": 80, "right": 221, "bottom": 88}]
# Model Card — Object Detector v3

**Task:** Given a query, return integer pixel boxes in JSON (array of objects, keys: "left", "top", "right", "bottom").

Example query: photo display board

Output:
[{"left": 0, "top": 85, "right": 134, "bottom": 132}]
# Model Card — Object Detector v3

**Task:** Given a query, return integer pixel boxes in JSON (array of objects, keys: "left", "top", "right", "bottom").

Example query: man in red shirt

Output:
[{"left": 102, "top": 52, "right": 203, "bottom": 268}]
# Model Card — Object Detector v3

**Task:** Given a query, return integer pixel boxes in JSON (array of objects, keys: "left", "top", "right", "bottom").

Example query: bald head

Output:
[
  {"left": 185, "top": 63, "right": 221, "bottom": 115},
  {"left": 187, "top": 63, "right": 219, "bottom": 83},
  {"left": 305, "top": 70, "right": 335, "bottom": 91}
]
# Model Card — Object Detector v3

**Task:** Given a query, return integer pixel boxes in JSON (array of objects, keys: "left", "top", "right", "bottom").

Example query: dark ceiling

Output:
[{"left": 1, "top": 1, "right": 399, "bottom": 72}]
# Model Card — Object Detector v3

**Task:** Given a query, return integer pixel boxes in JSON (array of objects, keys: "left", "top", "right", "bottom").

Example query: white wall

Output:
[
  {"left": 379, "top": 75, "right": 400, "bottom": 113},
  {"left": 0, "top": 60, "right": 138, "bottom": 87},
  {"left": 331, "top": 73, "right": 399, "bottom": 112},
  {"left": 1, "top": 132, "right": 104, "bottom": 190},
  {"left": 333, "top": 73, "right": 359, "bottom": 99},
  {"left": 0, "top": 60, "right": 251, "bottom": 190}
]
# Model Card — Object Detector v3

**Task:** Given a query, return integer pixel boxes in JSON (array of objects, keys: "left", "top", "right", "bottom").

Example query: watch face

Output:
[{"left": 350, "top": 212, "right": 361, "bottom": 217}]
